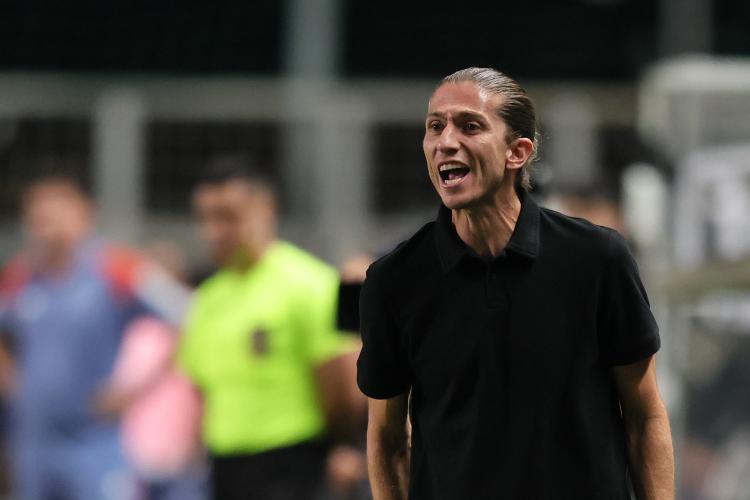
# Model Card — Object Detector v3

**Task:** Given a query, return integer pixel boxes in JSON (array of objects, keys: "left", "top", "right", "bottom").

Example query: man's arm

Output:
[
  {"left": 0, "top": 339, "right": 15, "bottom": 397},
  {"left": 613, "top": 355, "right": 674, "bottom": 500},
  {"left": 367, "top": 393, "right": 410, "bottom": 500},
  {"left": 315, "top": 349, "right": 367, "bottom": 440}
]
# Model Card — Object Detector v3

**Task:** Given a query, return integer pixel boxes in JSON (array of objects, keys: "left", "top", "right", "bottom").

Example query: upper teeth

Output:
[{"left": 439, "top": 163, "right": 467, "bottom": 172}]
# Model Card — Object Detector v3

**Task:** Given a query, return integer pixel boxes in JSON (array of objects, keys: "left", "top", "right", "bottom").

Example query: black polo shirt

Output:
[{"left": 357, "top": 190, "right": 660, "bottom": 500}]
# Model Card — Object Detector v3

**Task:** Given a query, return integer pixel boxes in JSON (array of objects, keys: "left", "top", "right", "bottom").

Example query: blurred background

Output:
[{"left": 0, "top": 1, "right": 749, "bottom": 499}]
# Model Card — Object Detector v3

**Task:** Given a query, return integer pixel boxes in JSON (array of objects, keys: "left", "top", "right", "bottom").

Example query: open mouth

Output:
[{"left": 439, "top": 163, "right": 471, "bottom": 186}]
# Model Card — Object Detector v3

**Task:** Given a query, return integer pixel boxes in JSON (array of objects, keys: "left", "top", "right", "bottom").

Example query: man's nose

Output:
[{"left": 438, "top": 123, "right": 460, "bottom": 153}]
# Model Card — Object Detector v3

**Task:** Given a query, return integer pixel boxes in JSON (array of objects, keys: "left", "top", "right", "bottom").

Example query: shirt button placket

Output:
[{"left": 485, "top": 264, "right": 504, "bottom": 309}]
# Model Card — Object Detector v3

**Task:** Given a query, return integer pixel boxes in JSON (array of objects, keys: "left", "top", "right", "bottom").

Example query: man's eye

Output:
[
  {"left": 428, "top": 121, "right": 443, "bottom": 131},
  {"left": 464, "top": 122, "right": 481, "bottom": 131}
]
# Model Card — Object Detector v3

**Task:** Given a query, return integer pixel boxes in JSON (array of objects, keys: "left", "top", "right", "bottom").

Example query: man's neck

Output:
[
  {"left": 29, "top": 242, "right": 77, "bottom": 278},
  {"left": 451, "top": 184, "right": 522, "bottom": 259},
  {"left": 227, "top": 238, "right": 275, "bottom": 272}
]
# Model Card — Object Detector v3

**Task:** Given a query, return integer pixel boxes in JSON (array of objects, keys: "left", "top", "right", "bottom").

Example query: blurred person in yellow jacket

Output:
[{"left": 179, "top": 156, "right": 363, "bottom": 500}]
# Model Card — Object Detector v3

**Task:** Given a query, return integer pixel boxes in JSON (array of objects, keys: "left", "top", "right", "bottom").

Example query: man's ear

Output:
[{"left": 505, "top": 137, "right": 535, "bottom": 172}]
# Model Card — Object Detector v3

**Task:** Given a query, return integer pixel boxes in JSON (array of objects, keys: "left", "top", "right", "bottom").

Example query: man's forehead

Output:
[
  {"left": 427, "top": 82, "right": 498, "bottom": 115},
  {"left": 195, "top": 180, "right": 269, "bottom": 205},
  {"left": 197, "top": 181, "right": 245, "bottom": 198},
  {"left": 24, "top": 184, "right": 88, "bottom": 208}
]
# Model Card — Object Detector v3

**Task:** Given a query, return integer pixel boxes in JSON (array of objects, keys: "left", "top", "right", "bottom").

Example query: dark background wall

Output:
[{"left": 0, "top": 0, "right": 746, "bottom": 79}]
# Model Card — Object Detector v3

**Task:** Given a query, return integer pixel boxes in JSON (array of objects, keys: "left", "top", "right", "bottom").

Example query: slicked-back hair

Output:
[
  {"left": 440, "top": 67, "right": 539, "bottom": 191},
  {"left": 197, "top": 154, "right": 276, "bottom": 200},
  {"left": 22, "top": 157, "right": 91, "bottom": 208}
]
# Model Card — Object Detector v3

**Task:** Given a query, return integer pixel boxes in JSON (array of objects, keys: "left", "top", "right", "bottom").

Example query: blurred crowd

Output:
[
  {"left": 1, "top": 139, "right": 749, "bottom": 500},
  {"left": 0, "top": 156, "right": 374, "bottom": 500}
]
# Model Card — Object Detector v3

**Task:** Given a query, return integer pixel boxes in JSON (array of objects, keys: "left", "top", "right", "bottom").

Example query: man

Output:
[
  {"left": 0, "top": 173, "right": 190, "bottom": 500},
  {"left": 179, "top": 158, "right": 362, "bottom": 500},
  {"left": 357, "top": 68, "right": 674, "bottom": 499}
]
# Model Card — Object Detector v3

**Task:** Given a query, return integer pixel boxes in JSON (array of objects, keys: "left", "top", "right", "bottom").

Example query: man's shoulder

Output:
[
  {"left": 538, "top": 206, "right": 622, "bottom": 260},
  {"left": 198, "top": 242, "right": 338, "bottom": 299},
  {"left": 96, "top": 241, "right": 147, "bottom": 297},
  {"left": 366, "top": 221, "right": 438, "bottom": 286},
  {"left": 270, "top": 241, "right": 338, "bottom": 290},
  {"left": 191, "top": 265, "right": 236, "bottom": 307}
]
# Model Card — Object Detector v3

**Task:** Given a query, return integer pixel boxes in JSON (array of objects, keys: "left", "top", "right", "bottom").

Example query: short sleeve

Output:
[
  {"left": 356, "top": 270, "right": 410, "bottom": 399},
  {"left": 597, "top": 230, "right": 660, "bottom": 366},
  {"left": 300, "top": 273, "right": 358, "bottom": 367}
]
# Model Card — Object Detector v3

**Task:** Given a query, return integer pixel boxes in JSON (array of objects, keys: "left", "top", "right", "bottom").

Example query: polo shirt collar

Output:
[{"left": 434, "top": 189, "right": 540, "bottom": 272}]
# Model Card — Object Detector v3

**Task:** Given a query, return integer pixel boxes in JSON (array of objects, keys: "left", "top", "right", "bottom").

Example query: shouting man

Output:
[{"left": 357, "top": 67, "right": 674, "bottom": 499}]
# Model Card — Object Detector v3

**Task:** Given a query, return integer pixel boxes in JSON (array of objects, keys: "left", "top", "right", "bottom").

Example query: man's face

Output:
[
  {"left": 22, "top": 184, "right": 91, "bottom": 260},
  {"left": 423, "top": 82, "right": 515, "bottom": 210},
  {"left": 192, "top": 181, "right": 274, "bottom": 266}
]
